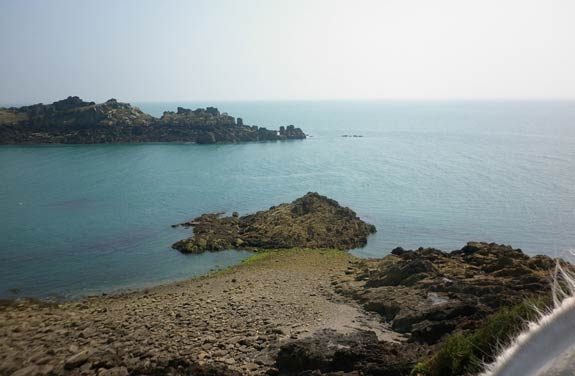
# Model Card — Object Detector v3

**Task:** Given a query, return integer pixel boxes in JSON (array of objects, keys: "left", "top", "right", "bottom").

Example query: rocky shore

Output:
[
  {"left": 172, "top": 192, "right": 377, "bottom": 254},
  {"left": 337, "top": 242, "right": 555, "bottom": 344},
  {"left": 0, "top": 249, "right": 400, "bottom": 376},
  {"left": 0, "top": 97, "right": 306, "bottom": 144},
  {"left": 0, "top": 243, "right": 558, "bottom": 376}
]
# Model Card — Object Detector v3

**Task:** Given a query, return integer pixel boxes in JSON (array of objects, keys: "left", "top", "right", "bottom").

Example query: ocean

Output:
[{"left": 1, "top": 100, "right": 574, "bottom": 299}]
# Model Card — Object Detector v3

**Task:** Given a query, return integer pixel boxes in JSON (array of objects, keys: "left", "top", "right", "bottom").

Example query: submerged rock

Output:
[
  {"left": 0, "top": 97, "right": 306, "bottom": 144},
  {"left": 172, "top": 192, "right": 376, "bottom": 254}
]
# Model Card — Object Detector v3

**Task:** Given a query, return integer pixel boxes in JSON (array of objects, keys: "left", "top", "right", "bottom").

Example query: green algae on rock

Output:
[
  {"left": 0, "top": 96, "right": 306, "bottom": 144},
  {"left": 171, "top": 192, "right": 376, "bottom": 254}
]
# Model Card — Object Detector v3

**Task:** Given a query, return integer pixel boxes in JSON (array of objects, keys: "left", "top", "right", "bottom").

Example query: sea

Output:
[{"left": 1, "top": 100, "right": 574, "bottom": 299}]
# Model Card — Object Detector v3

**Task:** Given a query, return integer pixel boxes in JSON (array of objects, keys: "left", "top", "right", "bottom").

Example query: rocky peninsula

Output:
[
  {"left": 172, "top": 192, "right": 376, "bottom": 254},
  {"left": 0, "top": 96, "right": 306, "bottom": 144}
]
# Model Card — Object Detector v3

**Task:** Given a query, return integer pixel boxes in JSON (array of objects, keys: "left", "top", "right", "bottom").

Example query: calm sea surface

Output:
[{"left": 1, "top": 101, "right": 575, "bottom": 299}]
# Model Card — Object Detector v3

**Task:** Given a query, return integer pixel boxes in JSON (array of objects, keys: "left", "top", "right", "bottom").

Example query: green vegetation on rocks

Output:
[
  {"left": 411, "top": 298, "right": 548, "bottom": 376},
  {"left": 171, "top": 192, "right": 377, "bottom": 254}
]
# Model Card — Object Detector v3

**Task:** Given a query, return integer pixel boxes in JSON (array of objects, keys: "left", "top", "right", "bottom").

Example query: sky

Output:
[{"left": 0, "top": 0, "right": 574, "bottom": 103}]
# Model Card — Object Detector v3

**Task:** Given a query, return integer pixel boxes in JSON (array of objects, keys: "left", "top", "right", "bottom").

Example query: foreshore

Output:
[
  {"left": 0, "top": 249, "right": 399, "bottom": 376},
  {"left": 1, "top": 241, "right": 559, "bottom": 376}
]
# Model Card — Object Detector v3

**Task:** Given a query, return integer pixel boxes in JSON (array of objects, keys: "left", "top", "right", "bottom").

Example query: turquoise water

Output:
[{"left": 1, "top": 101, "right": 575, "bottom": 299}]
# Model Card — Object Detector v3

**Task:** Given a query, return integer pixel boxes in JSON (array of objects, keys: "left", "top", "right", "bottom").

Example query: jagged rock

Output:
[
  {"left": 338, "top": 242, "right": 556, "bottom": 344},
  {"left": 0, "top": 97, "right": 306, "bottom": 144},
  {"left": 172, "top": 192, "right": 376, "bottom": 254},
  {"left": 276, "top": 329, "right": 422, "bottom": 375}
]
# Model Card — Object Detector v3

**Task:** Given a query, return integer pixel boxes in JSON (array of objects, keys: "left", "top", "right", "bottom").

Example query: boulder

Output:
[{"left": 276, "top": 329, "right": 422, "bottom": 375}]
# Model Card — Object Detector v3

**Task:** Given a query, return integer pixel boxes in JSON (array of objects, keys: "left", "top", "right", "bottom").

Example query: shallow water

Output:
[{"left": 1, "top": 101, "right": 574, "bottom": 298}]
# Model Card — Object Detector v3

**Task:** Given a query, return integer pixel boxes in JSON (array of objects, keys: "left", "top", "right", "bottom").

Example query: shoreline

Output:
[
  {"left": 1, "top": 248, "right": 401, "bottom": 375},
  {"left": 0, "top": 138, "right": 307, "bottom": 147},
  {"left": 1, "top": 249, "right": 255, "bottom": 303},
  {"left": 0, "top": 243, "right": 561, "bottom": 376}
]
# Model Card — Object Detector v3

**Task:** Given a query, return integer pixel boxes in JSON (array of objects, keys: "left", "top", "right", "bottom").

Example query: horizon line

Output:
[{"left": 3, "top": 97, "right": 575, "bottom": 107}]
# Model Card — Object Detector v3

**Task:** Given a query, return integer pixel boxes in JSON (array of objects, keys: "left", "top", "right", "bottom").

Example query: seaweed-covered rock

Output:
[
  {"left": 172, "top": 192, "right": 376, "bottom": 254},
  {"left": 0, "top": 97, "right": 306, "bottom": 144}
]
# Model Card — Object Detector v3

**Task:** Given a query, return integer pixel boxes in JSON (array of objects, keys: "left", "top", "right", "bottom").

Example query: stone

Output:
[
  {"left": 276, "top": 329, "right": 421, "bottom": 374},
  {"left": 11, "top": 365, "right": 40, "bottom": 376},
  {"left": 223, "top": 357, "right": 236, "bottom": 365},
  {"left": 97, "top": 366, "right": 128, "bottom": 376},
  {"left": 245, "top": 362, "right": 259, "bottom": 371},
  {"left": 64, "top": 349, "right": 92, "bottom": 369}
]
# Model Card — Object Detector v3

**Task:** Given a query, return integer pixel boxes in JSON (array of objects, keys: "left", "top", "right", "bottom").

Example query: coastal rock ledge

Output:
[
  {"left": 172, "top": 192, "right": 377, "bottom": 253},
  {"left": 0, "top": 96, "right": 306, "bottom": 144}
]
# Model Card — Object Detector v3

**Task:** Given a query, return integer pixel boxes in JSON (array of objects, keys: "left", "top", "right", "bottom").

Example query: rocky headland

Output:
[
  {"left": 0, "top": 96, "right": 306, "bottom": 144},
  {"left": 172, "top": 192, "right": 377, "bottom": 254}
]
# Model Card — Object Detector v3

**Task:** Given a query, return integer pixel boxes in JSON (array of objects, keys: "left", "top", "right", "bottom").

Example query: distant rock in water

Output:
[
  {"left": 172, "top": 192, "right": 376, "bottom": 254},
  {"left": 341, "top": 134, "right": 363, "bottom": 138},
  {"left": 0, "top": 96, "right": 306, "bottom": 144}
]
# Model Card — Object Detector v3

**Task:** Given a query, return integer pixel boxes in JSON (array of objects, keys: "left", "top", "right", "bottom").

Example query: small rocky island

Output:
[
  {"left": 172, "top": 192, "right": 377, "bottom": 253},
  {"left": 0, "top": 96, "right": 306, "bottom": 144}
]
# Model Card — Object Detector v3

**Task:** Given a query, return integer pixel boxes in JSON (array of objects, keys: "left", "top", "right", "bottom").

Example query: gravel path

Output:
[{"left": 0, "top": 249, "right": 402, "bottom": 376}]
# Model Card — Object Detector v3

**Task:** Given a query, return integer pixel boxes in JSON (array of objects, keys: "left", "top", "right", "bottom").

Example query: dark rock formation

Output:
[
  {"left": 0, "top": 96, "right": 306, "bottom": 144},
  {"left": 129, "top": 358, "right": 241, "bottom": 376},
  {"left": 172, "top": 192, "right": 376, "bottom": 254},
  {"left": 336, "top": 242, "right": 555, "bottom": 345},
  {"left": 273, "top": 243, "right": 558, "bottom": 375},
  {"left": 276, "top": 329, "right": 423, "bottom": 375}
]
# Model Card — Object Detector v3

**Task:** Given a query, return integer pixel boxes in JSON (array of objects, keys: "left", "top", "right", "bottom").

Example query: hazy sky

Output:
[{"left": 1, "top": 0, "right": 574, "bottom": 103}]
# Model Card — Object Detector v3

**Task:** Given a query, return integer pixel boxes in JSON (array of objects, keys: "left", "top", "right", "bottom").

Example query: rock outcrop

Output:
[
  {"left": 276, "top": 329, "right": 423, "bottom": 376},
  {"left": 334, "top": 242, "right": 555, "bottom": 344},
  {"left": 274, "top": 242, "right": 558, "bottom": 375},
  {"left": 172, "top": 192, "right": 376, "bottom": 254},
  {"left": 0, "top": 96, "right": 306, "bottom": 144}
]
